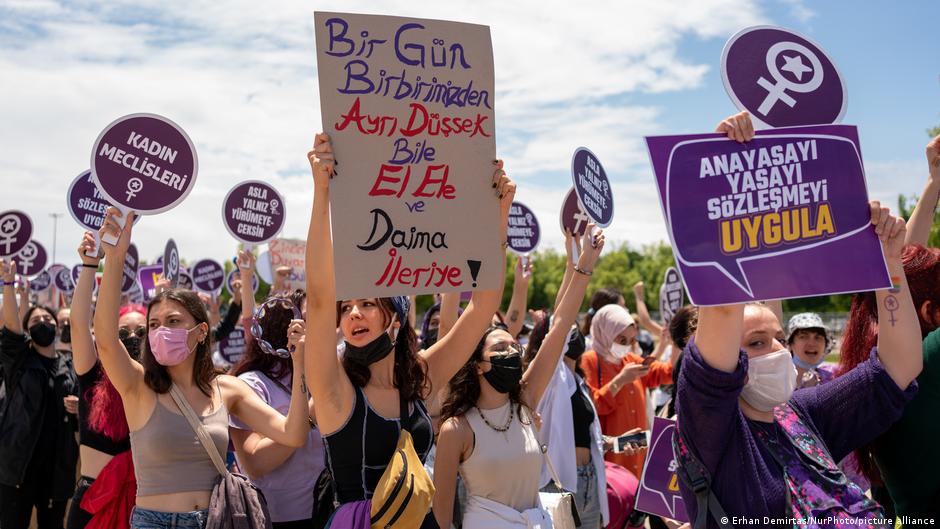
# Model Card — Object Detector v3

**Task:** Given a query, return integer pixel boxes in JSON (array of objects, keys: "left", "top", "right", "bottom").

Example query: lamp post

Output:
[{"left": 49, "top": 213, "right": 62, "bottom": 264}]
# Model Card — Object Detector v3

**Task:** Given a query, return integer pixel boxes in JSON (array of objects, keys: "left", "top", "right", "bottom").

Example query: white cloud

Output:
[
  {"left": 778, "top": 0, "right": 817, "bottom": 24},
  {"left": 0, "top": 0, "right": 771, "bottom": 267}
]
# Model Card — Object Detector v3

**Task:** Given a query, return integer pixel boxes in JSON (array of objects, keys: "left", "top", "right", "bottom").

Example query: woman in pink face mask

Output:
[{"left": 94, "top": 207, "right": 313, "bottom": 529}]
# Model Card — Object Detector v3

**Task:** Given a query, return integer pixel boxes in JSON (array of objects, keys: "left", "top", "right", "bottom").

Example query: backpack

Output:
[{"left": 604, "top": 461, "right": 640, "bottom": 529}]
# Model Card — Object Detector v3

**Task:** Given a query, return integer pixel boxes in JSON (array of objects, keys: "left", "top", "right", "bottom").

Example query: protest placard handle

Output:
[{"left": 100, "top": 205, "right": 132, "bottom": 248}]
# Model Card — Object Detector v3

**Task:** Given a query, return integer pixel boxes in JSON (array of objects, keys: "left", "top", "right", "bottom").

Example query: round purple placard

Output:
[
  {"left": 506, "top": 202, "right": 540, "bottom": 254},
  {"left": 721, "top": 25, "right": 847, "bottom": 128},
  {"left": 192, "top": 259, "right": 225, "bottom": 293},
  {"left": 122, "top": 243, "right": 140, "bottom": 294},
  {"left": 178, "top": 270, "right": 194, "bottom": 291},
  {"left": 29, "top": 270, "right": 52, "bottom": 293},
  {"left": 163, "top": 239, "right": 179, "bottom": 287},
  {"left": 225, "top": 268, "right": 259, "bottom": 297},
  {"left": 15, "top": 240, "right": 48, "bottom": 277},
  {"left": 68, "top": 170, "right": 141, "bottom": 231},
  {"left": 222, "top": 180, "right": 286, "bottom": 245},
  {"left": 53, "top": 265, "right": 76, "bottom": 293},
  {"left": 90, "top": 113, "right": 198, "bottom": 214},
  {"left": 571, "top": 147, "right": 614, "bottom": 228},
  {"left": 559, "top": 188, "right": 590, "bottom": 236},
  {"left": 0, "top": 210, "right": 34, "bottom": 258}
]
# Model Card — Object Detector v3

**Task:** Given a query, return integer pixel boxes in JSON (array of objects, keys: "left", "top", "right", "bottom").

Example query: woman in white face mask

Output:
[
  {"left": 581, "top": 304, "right": 674, "bottom": 478},
  {"left": 672, "top": 112, "right": 924, "bottom": 529}
]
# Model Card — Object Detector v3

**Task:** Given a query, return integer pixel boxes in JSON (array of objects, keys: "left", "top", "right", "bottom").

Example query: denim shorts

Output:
[
  {"left": 130, "top": 506, "right": 209, "bottom": 529},
  {"left": 575, "top": 463, "right": 602, "bottom": 529}
]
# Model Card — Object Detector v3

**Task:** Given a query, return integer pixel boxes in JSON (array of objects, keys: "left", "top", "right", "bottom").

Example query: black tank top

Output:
[
  {"left": 324, "top": 385, "right": 434, "bottom": 503},
  {"left": 571, "top": 384, "right": 596, "bottom": 449},
  {"left": 77, "top": 362, "right": 131, "bottom": 455}
]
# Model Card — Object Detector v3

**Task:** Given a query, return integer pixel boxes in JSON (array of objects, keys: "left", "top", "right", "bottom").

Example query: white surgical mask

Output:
[
  {"left": 740, "top": 350, "right": 797, "bottom": 412},
  {"left": 609, "top": 342, "right": 631, "bottom": 359}
]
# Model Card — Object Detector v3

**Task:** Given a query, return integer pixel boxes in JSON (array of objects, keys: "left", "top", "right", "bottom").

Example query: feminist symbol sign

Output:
[
  {"left": 163, "top": 239, "right": 180, "bottom": 287},
  {"left": 30, "top": 270, "right": 52, "bottom": 293},
  {"left": 559, "top": 188, "right": 590, "bottom": 236},
  {"left": 222, "top": 181, "right": 287, "bottom": 245},
  {"left": 15, "top": 240, "right": 48, "bottom": 277},
  {"left": 506, "top": 202, "right": 540, "bottom": 254},
  {"left": 54, "top": 266, "right": 75, "bottom": 293},
  {"left": 0, "top": 210, "right": 33, "bottom": 257},
  {"left": 721, "top": 26, "right": 846, "bottom": 128},
  {"left": 571, "top": 148, "right": 614, "bottom": 228}
]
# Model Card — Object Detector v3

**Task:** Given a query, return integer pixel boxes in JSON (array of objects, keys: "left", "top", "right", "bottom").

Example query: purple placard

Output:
[
  {"left": 54, "top": 265, "right": 76, "bottom": 294},
  {"left": 218, "top": 328, "right": 247, "bottom": 365},
  {"left": 178, "top": 269, "right": 194, "bottom": 290},
  {"left": 659, "top": 266, "right": 684, "bottom": 324},
  {"left": 192, "top": 259, "right": 225, "bottom": 293},
  {"left": 137, "top": 264, "right": 164, "bottom": 301},
  {"left": 71, "top": 264, "right": 82, "bottom": 285},
  {"left": 635, "top": 417, "right": 688, "bottom": 522},
  {"left": 29, "top": 270, "right": 52, "bottom": 293},
  {"left": 126, "top": 280, "right": 144, "bottom": 304},
  {"left": 571, "top": 147, "right": 614, "bottom": 227},
  {"left": 646, "top": 124, "right": 889, "bottom": 306},
  {"left": 15, "top": 240, "right": 48, "bottom": 277},
  {"left": 559, "top": 187, "right": 590, "bottom": 236},
  {"left": 506, "top": 202, "right": 540, "bottom": 254},
  {"left": 68, "top": 170, "right": 142, "bottom": 231},
  {"left": 222, "top": 180, "right": 286, "bottom": 245},
  {"left": 122, "top": 243, "right": 140, "bottom": 294},
  {"left": 721, "top": 25, "right": 847, "bottom": 128},
  {"left": 225, "top": 268, "right": 259, "bottom": 297},
  {"left": 0, "top": 210, "right": 34, "bottom": 257},
  {"left": 163, "top": 239, "right": 179, "bottom": 287},
  {"left": 90, "top": 113, "right": 198, "bottom": 214}
]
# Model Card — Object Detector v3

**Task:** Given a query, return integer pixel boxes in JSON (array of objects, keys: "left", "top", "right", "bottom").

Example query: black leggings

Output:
[
  {"left": 64, "top": 476, "right": 95, "bottom": 529},
  {"left": 0, "top": 481, "right": 68, "bottom": 529}
]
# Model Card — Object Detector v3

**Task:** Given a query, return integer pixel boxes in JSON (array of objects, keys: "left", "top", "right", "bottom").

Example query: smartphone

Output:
[{"left": 614, "top": 431, "right": 648, "bottom": 453}]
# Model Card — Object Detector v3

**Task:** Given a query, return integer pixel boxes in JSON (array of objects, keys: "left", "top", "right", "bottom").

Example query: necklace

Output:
[{"left": 475, "top": 404, "right": 514, "bottom": 432}]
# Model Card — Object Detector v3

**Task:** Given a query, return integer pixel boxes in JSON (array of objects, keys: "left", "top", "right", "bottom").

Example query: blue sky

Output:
[{"left": 0, "top": 0, "right": 936, "bottom": 267}]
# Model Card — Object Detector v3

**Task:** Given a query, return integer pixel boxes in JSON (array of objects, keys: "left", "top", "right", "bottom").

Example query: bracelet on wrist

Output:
[
  {"left": 573, "top": 265, "right": 593, "bottom": 276},
  {"left": 81, "top": 263, "right": 99, "bottom": 269}
]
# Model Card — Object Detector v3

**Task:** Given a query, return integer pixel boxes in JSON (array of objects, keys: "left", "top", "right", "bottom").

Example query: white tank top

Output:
[{"left": 460, "top": 402, "right": 543, "bottom": 511}]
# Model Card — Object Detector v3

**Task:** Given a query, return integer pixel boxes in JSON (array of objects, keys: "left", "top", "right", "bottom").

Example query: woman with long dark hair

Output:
[
  {"left": 303, "top": 133, "right": 513, "bottom": 528},
  {"left": 95, "top": 207, "right": 312, "bottom": 529},
  {"left": 229, "top": 289, "right": 325, "bottom": 529},
  {"left": 432, "top": 226, "right": 605, "bottom": 528}
]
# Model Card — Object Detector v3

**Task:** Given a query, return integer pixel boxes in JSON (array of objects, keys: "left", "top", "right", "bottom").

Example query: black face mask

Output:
[
  {"left": 482, "top": 353, "right": 523, "bottom": 394},
  {"left": 121, "top": 336, "right": 142, "bottom": 360},
  {"left": 422, "top": 328, "right": 439, "bottom": 349},
  {"left": 29, "top": 322, "right": 57, "bottom": 348},
  {"left": 564, "top": 329, "right": 586, "bottom": 360},
  {"left": 59, "top": 324, "right": 72, "bottom": 344},
  {"left": 345, "top": 332, "right": 395, "bottom": 366}
]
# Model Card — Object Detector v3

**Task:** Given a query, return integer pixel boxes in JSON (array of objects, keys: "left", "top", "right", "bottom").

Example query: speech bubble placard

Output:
[
  {"left": 559, "top": 187, "right": 590, "bottom": 236},
  {"left": 163, "top": 239, "right": 179, "bottom": 287},
  {"left": 15, "top": 240, "right": 48, "bottom": 277},
  {"left": 192, "top": 259, "right": 225, "bottom": 293},
  {"left": 721, "top": 25, "right": 847, "bottom": 129},
  {"left": 222, "top": 181, "right": 286, "bottom": 246},
  {"left": 646, "top": 124, "right": 889, "bottom": 305},
  {"left": 90, "top": 113, "right": 198, "bottom": 214},
  {"left": 137, "top": 264, "right": 163, "bottom": 301},
  {"left": 506, "top": 202, "right": 540, "bottom": 254},
  {"left": 0, "top": 210, "right": 33, "bottom": 258},
  {"left": 634, "top": 417, "right": 689, "bottom": 522},
  {"left": 571, "top": 147, "right": 614, "bottom": 228}
]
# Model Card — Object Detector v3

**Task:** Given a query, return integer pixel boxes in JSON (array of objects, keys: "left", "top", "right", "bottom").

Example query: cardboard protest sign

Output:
[
  {"left": 559, "top": 187, "right": 590, "bottom": 236},
  {"left": 15, "top": 240, "right": 48, "bottom": 277},
  {"left": 192, "top": 259, "right": 225, "bottom": 293},
  {"left": 659, "top": 267, "right": 684, "bottom": 324},
  {"left": 635, "top": 417, "right": 689, "bottom": 522},
  {"left": 315, "top": 12, "right": 500, "bottom": 299},
  {"left": 137, "top": 264, "right": 163, "bottom": 301},
  {"left": 646, "top": 124, "right": 889, "bottom": 305},
  {"left": 90, "top": 113, "right": 198, "bottom": 214},
  {"left": 268, "top": 238, "right": 306, "bottom": 292},
  {"left": 571, "top": 148, "right": 614, "bottom": 227},
  {"left": 121, "top": 243, "right": 140, "bottom": 294},
  {"left": 506, "top": 202, "right": 540, "bottom": 254},
  {"left": 222, "top": 181, "right": 286, "bottom": 245},
  {"left": 29, "top": 270, "right": 52, "bottom": 293},
  {"left": 52, "top": 265, "right": 75, "bottom": 294},
  {"left": 225, "top": 268, "right": 259, "bottom": 297},
  {"left": 163, "top": 239, "right": 180, "bottom": 287},
  {"left": 218, "top": 328, "right": 247, "bottom": 365},
  {"left": 0, "top": 210, "right": 33, "bottom": 257},
  {"left": 722, "top": 26, "right": 846, "bottom": 128}
]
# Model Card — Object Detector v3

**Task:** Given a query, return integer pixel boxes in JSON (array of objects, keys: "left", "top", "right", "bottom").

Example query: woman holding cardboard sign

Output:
[
  {"left": 304, "top": 133, "right": 513, "bottom": 528},
  {"left": 95, "top": 208, "right": 313, "bottom": 529}
]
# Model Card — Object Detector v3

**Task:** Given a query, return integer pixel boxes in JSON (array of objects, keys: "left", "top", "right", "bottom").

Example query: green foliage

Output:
[{"left": 929, "top": 125, "right": 940, "bottom": 138}]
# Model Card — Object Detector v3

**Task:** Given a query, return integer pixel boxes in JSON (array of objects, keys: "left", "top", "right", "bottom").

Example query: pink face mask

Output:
[{"left": 149, "top": 326, "right": 200, "bottom": 366}]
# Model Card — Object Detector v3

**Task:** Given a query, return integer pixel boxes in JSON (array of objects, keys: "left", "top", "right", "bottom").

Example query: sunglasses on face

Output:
[
  {"left": 119, "top": 327, "right": 146, "bottom": 340},
  {"left": 250, "top": 298, "right": 303, "bottom": 359},
  {"left": 485, "top": 341, "right": 525, "bottom": 357}
]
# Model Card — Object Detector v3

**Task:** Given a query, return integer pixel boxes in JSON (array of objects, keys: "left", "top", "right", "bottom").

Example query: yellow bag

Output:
[{"left": 369, "top": 397, "right": 435, "bottom": 529}]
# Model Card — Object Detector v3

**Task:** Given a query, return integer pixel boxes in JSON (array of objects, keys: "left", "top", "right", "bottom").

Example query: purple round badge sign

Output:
[
  {"left": 54, "top": 265, "right": 76, "bottom": 293},
  {"left": 90, "top": 113, "right": 198, "bottom": 214},
  {"left": 163, "top": 239, "right": 179, "bottom": 287},
  {"left": 29, "top": 270, "right": 52, "bottom": 293},
  {"left": 721, "top": 26, "right": 847, "bottom": 128},
  {"left": 0, "top": 210, "right": 34, "bottom": 258},
  {"left": 219, "top": 328, "right": 247, "bottom": 365},
  {"left": 571, "top": 148, "right": 614, "bottom": 228},
  {"left": 192, "top": 259, "right": 225, "bottom": 293},
  {"left": 559, "top": 188, "right": 590, "bottom": 236},
  {"left": 506, "top": 202, "right": 540, "bottom": 254},
  {"left": 15, "top": 240, "right": 48, "bottom": 277},
  {"left": 68, "top": 170, "right": 142, "bottom": 231},
  {"left": 225, "top": 268, "right": 259, "bottom": 297},
  {"left": 122, "top": 244, "right": 140, "bottom": 294},
  {"left": 222, "top": 181, "right": 286, "bottom": 245},
  {"left": 178, "top": 270, "right": 194, "bottom": 291}
]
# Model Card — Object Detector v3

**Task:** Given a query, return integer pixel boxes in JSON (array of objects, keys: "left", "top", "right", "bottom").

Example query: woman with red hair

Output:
[{"left": 838, "top": 243, "right": 940, "bottom": 519}]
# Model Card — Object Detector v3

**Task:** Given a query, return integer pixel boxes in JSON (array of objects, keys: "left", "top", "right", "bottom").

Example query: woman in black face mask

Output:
[
  {"left": 0, "top": 258, "right": 79, "bottom": 529},
  {"left": 433, "top": 226, "right": 605, "bottom": 529}
]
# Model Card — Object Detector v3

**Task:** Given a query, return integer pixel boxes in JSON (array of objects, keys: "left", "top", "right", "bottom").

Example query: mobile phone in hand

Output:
[{"left": 614, "top": 431, "right": 648, "bottom": 452}]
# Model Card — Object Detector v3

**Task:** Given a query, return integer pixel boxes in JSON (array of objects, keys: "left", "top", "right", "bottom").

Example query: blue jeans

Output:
[
  {"left": 575, "top": 463, "right": 602, "bottom": 529},
  {"left": 130, "top": 507, "right": 208, "bottom": 529}
]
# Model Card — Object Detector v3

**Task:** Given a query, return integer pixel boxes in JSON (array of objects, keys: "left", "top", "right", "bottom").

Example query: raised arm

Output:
[
  {"left": 420, "top": 161, "right": 515, "bottom": 393},
  {"left": 504, "top": 255, "right": 532, "bottom": 338},
  {"left": 438, "top": 291, "right": 460, "bottom": 339},
  {"left": 905, "top": 134, "right": 940, "bottom": 247},
  {"left": 71, "top": 232, "right": 100, "bottom": 376},
  {"left": 237, "top": 250, "right": 256, "bottom": 319},
  {"left": 0, "top": 259, "right": 21, "bottom": 334},
  {"left": 522, "top": 226, "right": 604, "bottom": 408},
  {"left": 632, "top": 281, "right": 663, "bottom": 336},
  {"left": 94, "top": 208, "right": 146, "bottom": 398},
  {"left": 871, "top": 202, "right": 923, "bottom": 388},
  {"left": 552, "top": 230, "right": 577, "bottom": 313},
  {"left": 16, "top": 277, "right": 29, "bottom": 326}
]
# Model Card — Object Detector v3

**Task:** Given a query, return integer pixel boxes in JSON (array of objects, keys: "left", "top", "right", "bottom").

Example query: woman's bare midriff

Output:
[
  {"left": 136, "top": 490, "right": 213, "bottom": 513},
  {"left": 576, "top": 446, "right": 592, "bottom": 467},
  {"left": 79, "top": 446, "right": 114, "bottom": 479}
]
